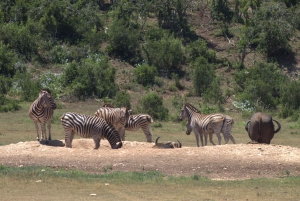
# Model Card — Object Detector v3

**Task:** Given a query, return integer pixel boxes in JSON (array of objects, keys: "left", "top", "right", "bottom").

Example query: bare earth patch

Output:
[{"left": 1, "top": 139, "right": 300, "bottom": 180}]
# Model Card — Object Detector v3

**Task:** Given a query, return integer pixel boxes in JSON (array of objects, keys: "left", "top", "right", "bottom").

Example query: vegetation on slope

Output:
[{"left": 1, "top": 0, "right": 300, "bottom": 120}]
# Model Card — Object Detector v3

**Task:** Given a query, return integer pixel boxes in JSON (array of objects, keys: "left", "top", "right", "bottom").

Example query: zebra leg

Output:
[
  {"left": 65, "top": 130, "right": 74, "bottom": 148},
  {"left": 41, "top": 121, "right": 47, "bottom": 142},
  {"left": 47, "top": 120, "right": 52, "bottom": 141},
  {"left": 204, "top": 133, "right": 208, "bottom": 146},
  {"left": 209, "top": 133, "right": 216, "bottom": 145},
  {"left": 34, "top": 121, "right": 40, "bottom": 141},
  {"left": 118, "top": 127, "right": 126, "bottom": 141},
  {"left": 216, "top": 132, "right": 222, "bottom": 145},
  {"left": 229, "top": 134, "right": 236, "bottom": 144},
  {"left": 143, "top": 129, "right": 152, "bottom": 143},
  {"left": 193, "top": 129, "right": 201, "bottom": 147},
  {"left": 93, "top": 135, "right": 101, "bottom": 149}
]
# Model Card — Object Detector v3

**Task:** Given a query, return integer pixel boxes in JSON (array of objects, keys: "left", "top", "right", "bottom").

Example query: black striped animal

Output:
[
  {"left": 28, "top": 89, "right": 57, "bottom": 141},
  {"left": 60, "top": 112, "right": 123, "bottom": 149},
  {"left": 102, "top": 103, "right": 153, "bottom": 142},
  {"left": 94, "top": 106, "right": 130, "bottom": 140},
  {"left": 153, "top": 137, "right": 182, "bottom": 148},
  {"left": 245, "top": 112, "right": 281, "bottom": 144},
  {"left": 179, "top": 103, "right": 235, "bottom": 147}
]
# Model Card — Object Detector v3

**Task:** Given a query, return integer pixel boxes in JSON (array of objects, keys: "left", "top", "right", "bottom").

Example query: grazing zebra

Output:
[
  {"left": 60, "top": 112, "right": 123, "bottom": 149},
  {"left": 94, "top": 106, "right": 130, "bottom": 140},
  {"left": 179, "top": 103, "right": 235, "bottom": 147},
  {"left": 28, "top": 89, "right": 57, "bottom": 141},
  {"left": 102, "top": 103, "right": 153, "bottom": 142}
]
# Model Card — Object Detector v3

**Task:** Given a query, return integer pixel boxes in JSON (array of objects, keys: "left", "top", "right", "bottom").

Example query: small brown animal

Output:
[{"left": 153, "top": 137, "right": 182, "bottom": 148}]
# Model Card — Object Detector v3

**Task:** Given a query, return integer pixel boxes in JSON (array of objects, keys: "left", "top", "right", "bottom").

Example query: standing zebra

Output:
[
  {"left": 94, "top": 106, "right": 130, "bottom": 140},
  {"left": 179, "top": 103, "right": 235, "bottom": 147},
  {"left": 102, "top": 103, "right": 153, "bottom": 142},
  {"left": 60, "top": 112, "right": 123, "bottom": 149},
  {"left": 28, "top": 89, "right": 57, "bottom": 141}
]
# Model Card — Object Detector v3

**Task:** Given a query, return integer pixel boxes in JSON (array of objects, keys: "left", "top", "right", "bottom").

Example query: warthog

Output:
[
  {"left": 245, "top": 112, "right": 281, "bottom": 144},
  {"left": 153, "top": 137, "right": 182, "bottom": 148}
]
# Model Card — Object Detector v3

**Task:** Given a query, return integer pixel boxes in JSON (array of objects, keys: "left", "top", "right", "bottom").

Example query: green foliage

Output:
[
  {"left": 13, "top": 70, "right": 42, "bottom": 102},
  {"left": 203, "top": 77, "right": 225, "bottom": 106},
  {"left": 139, "top": 92, "right": 169, "bottom": 121},
  {"left": 186, "top": 39, "right": 217, "bottom": 63},
  {"left": 234, "top": 62, "right": 284, "bottom": 111},
  {"left": 113, "top": 91, "right": 131, "bottom": 109},
  {"left": 0, "top": 94, "right": 21, "bottom": 112},
  {"left": 133, "top": 64, "right": 157, "bottom": 86},
  {"left": 143, "top": 29, "right": 184, "bottom": 75},
  {"left": 191, "top": 57, "right": 215, "bottom": 96},
  {"left": 61, "top": 55, "right": 118, "bottom": 99},
  {"left": 155, "top": 0, "right": 191, "bottom": 37},
  {"left": 106, "top": 17, "right": 140, "bottom": 63},
  {"left": 0, "top": 42, "right": 18, "bottom": 77},
  {"left": 247, "top": 2, "right": 295, "bottom": 59},
  {"left": 279, "top": 80, "right": 300, "bottom": 119}
]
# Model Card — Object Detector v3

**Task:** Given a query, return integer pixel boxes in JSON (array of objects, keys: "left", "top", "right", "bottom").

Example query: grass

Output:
[
  {"left": 0, "top": 165, "right": 300, "bottom": 201},
  {"left": 1, "top": 100, "right": 300, "bottom": 200}
]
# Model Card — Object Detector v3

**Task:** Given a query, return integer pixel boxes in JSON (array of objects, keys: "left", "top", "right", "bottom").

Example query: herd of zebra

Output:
[{"left": 28, "top": 89, "right": 236, "bottom": 149}]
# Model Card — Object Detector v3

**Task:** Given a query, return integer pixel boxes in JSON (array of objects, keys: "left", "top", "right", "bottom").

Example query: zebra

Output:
[
  {"left": 94, "top": 106, "right": 130, "bottom": 140},
  {"left": 60, "top": 112, "right": 123, "bottom": 149},
  {"left": 153, "top": 137, "right": 182, "bottom": 148},
  {"left": 102, "top": 103, "right": 153, "bottom": 142},
  {"left": 28, "top": 89, "right": 57, "bottom": 142},
  {"left": 179, "top": 103, "right": 235, "bottom": 147}
]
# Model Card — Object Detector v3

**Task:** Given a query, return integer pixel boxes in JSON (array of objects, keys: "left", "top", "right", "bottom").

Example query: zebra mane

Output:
[
  {"left": 103, "top": 103, "right": 115, "bottom": 108},
  {"left": 184, "top": 103, "right": 201, "bottom": 113},
  {"left": 41, "top": 88, "right": 51, "bottom": 95}
]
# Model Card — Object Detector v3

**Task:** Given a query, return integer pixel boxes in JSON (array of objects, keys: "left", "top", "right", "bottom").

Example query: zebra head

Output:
[
  {"left": 121, "top": 107, "right": 131, "bottom": 128},
  {"left": 185, "top": 120, "right": 192, "bottom": 135},
  {"left": 39, "top": 89, "right": 57, "bottom": 109},
  {"left": 179, "top": 104, "right": 189, "bottom": 121}
]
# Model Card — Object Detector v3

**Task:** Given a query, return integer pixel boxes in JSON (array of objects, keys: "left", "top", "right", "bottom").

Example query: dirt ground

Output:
[{"left": 0, "top": 139, "right": 300, "bottom": 180}]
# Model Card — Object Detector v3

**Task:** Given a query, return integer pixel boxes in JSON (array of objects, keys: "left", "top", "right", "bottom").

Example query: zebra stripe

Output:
[
  {"left": 126, "top": 114, "right": 153, "bottom": 142},
  {"left": 94, "top": 107, "right": 130, "bottom": 141},
  {"left": 28, "top": 89, "right": 57, "bottom": 141},
  {"left": 102, "top": 104, "right": 153, "bottom": 142},
  {"left": 180, "top": 103, "right": 235, "bottom": 147},
  {"left": 60, "top": 112, "right": 122, "bottom": 149}
]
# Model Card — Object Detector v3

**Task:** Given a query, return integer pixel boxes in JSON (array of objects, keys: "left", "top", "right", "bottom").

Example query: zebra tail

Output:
[{"left": 147, "top": 116, "right": 154, "bottom": 123}]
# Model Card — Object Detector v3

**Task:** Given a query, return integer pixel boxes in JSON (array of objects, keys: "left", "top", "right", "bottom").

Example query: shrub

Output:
[
  {"left": 143, "top": 30, "right": 184, "bottom": 75},
  {"left": 133, "top": 64, "right": 157, "bottom": 86},
  {"left": 191, "top": 57, "right": 215, "bottom": 96},
  {"left": 186, "top": 39, "right": 216, "bottom": 63},
  {"left": 234, "top": 62, "right": 284, "bottom": 110},
  {"left": 139, "top": 92, "right": 169, "bottom": 121},
  {"left": 113, "top": 91, "right": 131, "bottom": 109}
]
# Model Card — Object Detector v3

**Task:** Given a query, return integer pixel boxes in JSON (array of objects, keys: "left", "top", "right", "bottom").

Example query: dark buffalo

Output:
[{"left": 245, "top": 112, "right": 281, "bottom": 144}]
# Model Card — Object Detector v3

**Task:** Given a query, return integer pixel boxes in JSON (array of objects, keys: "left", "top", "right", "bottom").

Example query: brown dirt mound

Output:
[{"left": 1, "top": 139, "right": 300, "bottom": 180}]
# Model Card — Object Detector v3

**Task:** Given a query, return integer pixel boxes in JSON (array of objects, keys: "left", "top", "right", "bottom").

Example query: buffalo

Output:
[{"left": 245, "top": 112, "right": 281, "bottom": 144}]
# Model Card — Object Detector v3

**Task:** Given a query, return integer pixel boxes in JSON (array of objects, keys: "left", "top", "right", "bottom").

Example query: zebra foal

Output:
[
  {"left": 102, "top": 103, "right": 153, "bottom": 142},
  {"left": 60, "top": 112, "right": 123, "bottom": 149},
  {"left": 179, "top": 103, "right": 235, "bottom": 147},
  {"left": 94, "top": 106, "right": 130, "bottom": 140},
  {"left": 28, "top": 89, "right": 57, "bottom": 141}
]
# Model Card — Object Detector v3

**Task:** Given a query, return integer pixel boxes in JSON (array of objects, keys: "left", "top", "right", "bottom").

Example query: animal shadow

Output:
[{"left": 40, "top": 139, "right": 65, "bottom": 147}]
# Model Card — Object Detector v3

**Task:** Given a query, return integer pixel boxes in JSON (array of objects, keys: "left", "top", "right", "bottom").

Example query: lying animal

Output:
[{"left": 153, "top": 137, "right": 182, "bottom": 148}]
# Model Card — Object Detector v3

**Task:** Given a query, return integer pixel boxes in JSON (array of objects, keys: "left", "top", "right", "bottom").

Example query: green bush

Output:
[
  {"left": 133, "top": 64, "right": 157, "bottom": 86},
  {"left": 203, "top": 77, "right": 225, "bottom": 106},
  {"left": 191, "top": 57, "right": 215, "bottom": 96},
  {"left": 186, "top": 39, "right": 217, "bottom": 63},
  {"left": 234, "top": 62, "right": 285, "bottom": 110},
  {"left": 143, "top": 30, "right": 184, "bottom": 75},
  {"left": 139, "top": 92, "right": 169, "bottom": 121},
  {"left": 247, "top": 2, "right": 295, "bottom": 59},
  {"left": 113, "top": 91, "right": 131, "bottom": 109},
  {"left": 61, "top": 55, "right": 118, "bottom": 99},
  {"left": 0, "top": 94, "right": 21, "bottom": 112}
]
